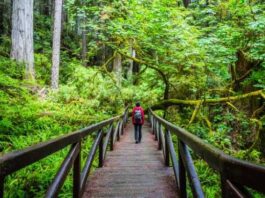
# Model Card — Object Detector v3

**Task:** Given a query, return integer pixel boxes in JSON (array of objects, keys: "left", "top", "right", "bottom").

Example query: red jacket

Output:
[{"left": 132, "top": 106, "right": 144, "bottom": 125}]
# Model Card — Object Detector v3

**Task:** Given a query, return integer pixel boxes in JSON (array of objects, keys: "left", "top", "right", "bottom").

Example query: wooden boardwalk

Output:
[{"left": 83, "top": 122, "right": 179, "bottom": 197}]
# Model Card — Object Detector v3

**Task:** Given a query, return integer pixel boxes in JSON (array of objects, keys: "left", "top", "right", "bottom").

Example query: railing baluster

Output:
[
  {"left": 153, "top": 119, "right": 156, "bottom": 135},
  {"left": 221, "top": 175, "right": 231, "bottom": 198},
  {"left": 158, "top": 123, "right": 162, "bottom": 150},
  {"left": 223, "top": 179, "right": 249, "bottom": 198},
  {"left": 179, "top": 140, "right": 187, "bottom": 198},
  {"left": 117, "top": 121, "right": 120, "bottom": 141},
  {"left": 46, "top": 142, "right": 80, "bottom": 197},
  {"left": 0, "top": 176, "right": 4, "bottom": 198},
  {"left": 113, "top": 121, "right": 119, "bottom": 143},
  {"left": 80, "top": 130, "right": 103, "bottom": 193},
  {"left": 110, "top": 125, "right": 114, "bottom": 151},
  {"left": 121, "top": 119, "right": 124, "bottom": 135},
  {"left": 151, "top": 116, "right": 154, "bottom": 131},
  {"left": 179, "top": 141, "right": 204, "bottom": 197},
  {"left": 98, "top": 129, "right": 104, "bottom": 168},
  {"left": 103, "top": 124, "right": 113, "bottom": 157},
  {"left": 155, "top": 121, "right": 158, "bottom": 141},
  {"left": 166, "top": 131, "right": 179, "bottom": 188},
  {"left": 165, "top": 129, "right": 170, "bottom": 166},
  {"left": 160, "top": 127, "right": 166, "bottom": 158},
  {"left": 73, "top": 141, "right": 81, "bottom": 198}
]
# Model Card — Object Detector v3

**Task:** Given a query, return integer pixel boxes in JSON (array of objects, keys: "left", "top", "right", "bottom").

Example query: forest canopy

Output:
[{"left": 0, "top": 0, "right": 265, "bottom": 197}]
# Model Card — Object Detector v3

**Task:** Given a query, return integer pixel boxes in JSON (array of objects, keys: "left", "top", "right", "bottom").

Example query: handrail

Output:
[
  {"left": 149, "top": 108, "right": 265, "bottom": 198},
  {"left": 0, "top": 107, "right": 129, "bottom": 197}
]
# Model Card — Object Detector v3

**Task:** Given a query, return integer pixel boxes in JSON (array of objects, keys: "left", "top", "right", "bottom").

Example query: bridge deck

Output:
[{"left": 83, "top": 122, "right": 178, "bottom": 197}]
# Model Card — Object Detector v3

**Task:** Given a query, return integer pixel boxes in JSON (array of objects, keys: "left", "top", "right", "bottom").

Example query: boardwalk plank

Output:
[{"left": 83, "top": 123, "right": 179, "bottom": 198}]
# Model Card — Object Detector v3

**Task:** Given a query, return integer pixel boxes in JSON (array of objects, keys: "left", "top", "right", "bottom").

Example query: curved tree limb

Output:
[
  {"left": 151, "top": 90, "right": 265, "bottom": 110},
  {"left": 99, "top": 51, "right": 122, "bottom": 95},
  {"left": 245, "top": 119, "right": 263, "bottom": 155},
  {"left": 116, "top": 50, "right": 170, "bottom": 100},
  {"left": 187, "top": 101, "right": 202, "bottom": 126},
  {"left": 199, "top": 112, "right": 213, "bottom": 134}
]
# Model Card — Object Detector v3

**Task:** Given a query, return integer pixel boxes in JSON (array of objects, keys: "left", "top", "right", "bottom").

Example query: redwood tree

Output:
[
  {"left": 11, "top": 0, "right": 34, "bottom": 79},
  {"left": 51, "top": 0, "right": 63, "bottom": 89}
]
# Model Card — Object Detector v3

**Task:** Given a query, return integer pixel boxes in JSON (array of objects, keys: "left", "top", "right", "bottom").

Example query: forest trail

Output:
[{"left": 83, "top": 122, "right": 179, "bottom": 197}]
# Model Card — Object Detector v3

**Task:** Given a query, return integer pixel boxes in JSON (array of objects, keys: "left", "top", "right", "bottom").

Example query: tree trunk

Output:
[
  {"left": 81, "top": 0, "right": 87, "bottom": 67},
  {"left": 0, "top": 1, "right": 4, "bottom": 35},
  {"left": 51, "top": 0, "right": 63, "bottom": 89},
  {"left": 82, "top": 29, "right": 87, "bottom": 66},
  {"left": 11, "top": 0, "right": 34, "bottom": 79},
  {"left": 127, "top": 42, "right": 135, "bottom": 81},
  {"left": 183, "top": 0, "right": 191, "bottom": 8},
  {"left": 113, "top": 53, "right": 122, "bottom": 86}
]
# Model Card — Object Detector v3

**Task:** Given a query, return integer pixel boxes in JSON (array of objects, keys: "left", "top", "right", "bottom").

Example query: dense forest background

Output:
[{"left": 0, "top": 0, "right": 265, "bottom": 197}]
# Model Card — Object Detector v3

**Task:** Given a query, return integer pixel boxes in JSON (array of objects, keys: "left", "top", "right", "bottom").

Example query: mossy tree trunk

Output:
[
  {"left": 51, "top": 0, "right": 63, "bottom": 89},
  {"left": 11, "top": 0, "right": 34, "bottom": 80}
]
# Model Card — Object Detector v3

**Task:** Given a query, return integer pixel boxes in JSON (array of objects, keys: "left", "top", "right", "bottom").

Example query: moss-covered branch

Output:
[
  {"left": 151, "top": 90, "right": 265, "bottom": 110},
  {"left": 187, "top": 101, "right": 202, "bottom": 126},
  {"left": 245, "top": 119, "right": 263, "bottom": 155}
]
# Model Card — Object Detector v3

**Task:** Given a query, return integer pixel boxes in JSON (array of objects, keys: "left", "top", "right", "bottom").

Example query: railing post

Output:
[
  {"left": 165, "top": 129, "right": 170, "bottom": 166},
  {"left": 110, "top": 125, "right": 114, "bottom": 151},
  {"left": 151, "top": 116, "right": 154, "bottom": 130},
  {"left": 153, "top": 119, "right": 156, "bottom": 135},
  {"left": 122, "top": 115, "right": 125, "bottom": 135},
  {"left": 148, "top": 110, "right": 151, "bottom": 123},
  {"left": 98, "top": 130, "right": 104, "bottom": 167},
  {"left": 73, "top": 142, "right": 81, "bottom": 198},
  {"left": 0, "top": 176, "right": 4, "bottom": 198},
  {"left": 117, "top": 122, "right": 120, "bottom": 141},
  {"left": 179, "top": 140, "right": 187, "bottom": 198},
  {"left": 221, "top": 175, "right": 229, "bottom": 198},
  {"left": 158, "top": 124, "right": 162, "bottom": 150},
  {"left": 154, "top": 121, "right": 158, "bottom": 141}
]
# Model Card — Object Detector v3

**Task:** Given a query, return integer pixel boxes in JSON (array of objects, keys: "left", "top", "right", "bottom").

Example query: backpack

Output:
[{"left": 134, "top": 109, "right": 142, "bottom": 123}]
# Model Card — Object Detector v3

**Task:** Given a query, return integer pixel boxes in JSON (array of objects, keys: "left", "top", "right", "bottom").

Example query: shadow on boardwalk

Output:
[{"left": 83, "top": 123, "right": 179, "bottom": 198}]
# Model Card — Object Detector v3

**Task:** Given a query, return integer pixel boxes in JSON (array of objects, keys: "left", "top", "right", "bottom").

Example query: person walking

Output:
[{"left": 132, "top": 102, "right": 144, "bottom": 144}]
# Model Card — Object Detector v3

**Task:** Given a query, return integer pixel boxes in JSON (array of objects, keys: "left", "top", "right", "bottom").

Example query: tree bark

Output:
[
  {"left": 82, "top": 30, "right": 87, "bottom": 66},
  {"left": 11, "top": 0, "right": 34, "bottom": 79},
  {"left": 113, "top": 53, "right": 122, "bottom": 86},
  {"left": 127, "top": 41, "right": 135, "bottom": 82},
  {"left": 81, "top": 0, "right": 87, "bottom": 67},
  {"left": 183, "top": 0, "right": 191, "bottom": 8},
  {"left": 51, "top": 0, "right": 63, "bottom": 89},
  {"left": 150, "top": 90, "right": 265, "bottom": 111},
  {"left": 0, "top": 1, "right": 4, "bottom": 35}
]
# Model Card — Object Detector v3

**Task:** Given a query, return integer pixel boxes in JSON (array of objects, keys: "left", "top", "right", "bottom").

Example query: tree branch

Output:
[{"left": 151, "top": 90, "right": 265, "bottom": 110}]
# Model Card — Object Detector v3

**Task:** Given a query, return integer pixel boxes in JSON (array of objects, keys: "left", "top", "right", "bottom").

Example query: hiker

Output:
[{"left": 132, "top": 102, "right": 144, "bottom": 144}]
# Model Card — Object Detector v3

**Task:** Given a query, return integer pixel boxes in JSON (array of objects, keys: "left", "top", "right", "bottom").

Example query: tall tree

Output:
[
  {"left": 11, "top": 0, "right": 34, "bottom": 79},
  {"left": 0, "top": 1, "right": 4, "bottom": 35},
  {"left": 127, "top": 41, "right": 135, "bottom": 81},
  {"left": 81, "top": 0, "right": 87, "bottom": 66},
  {"left": 82, "top": 29, "right": 88, "bottom": 66},
  {"left": 113, "top": 53, "right": 122, "bottom": 86},
  {"left": 51, "top": 0, "right": 63, "bottom": 89}
]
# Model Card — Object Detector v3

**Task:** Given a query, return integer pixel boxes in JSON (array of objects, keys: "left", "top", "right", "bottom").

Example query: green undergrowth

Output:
[
  {"left": 0, "top": 57, "right": 124, "bottom": 196},
  {"left": 0, "top": 55, "right": 161, "bottom": 197}
]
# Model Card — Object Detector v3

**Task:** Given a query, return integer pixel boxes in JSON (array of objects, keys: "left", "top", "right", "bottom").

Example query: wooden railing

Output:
[
  {"left": 0, "top": 107, "right": 129, "bottom": 197},
  {"left": 149, "top": 108, "right": 265, "bottom": 198}
]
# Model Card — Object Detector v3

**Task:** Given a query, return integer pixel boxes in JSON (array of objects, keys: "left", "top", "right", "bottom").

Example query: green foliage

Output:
[{"left": 0, "top": 0, "right": 265, "bottom": 197}]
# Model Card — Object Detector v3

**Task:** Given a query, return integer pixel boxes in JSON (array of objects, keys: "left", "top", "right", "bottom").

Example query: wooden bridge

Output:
[{"left": 0, "top": 107, "right": 265, "bottom": 197}]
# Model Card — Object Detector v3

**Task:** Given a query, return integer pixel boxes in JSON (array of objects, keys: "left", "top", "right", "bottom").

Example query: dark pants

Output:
[{"left": 134, "top": 124, "right": 142, "bottom": 142}]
